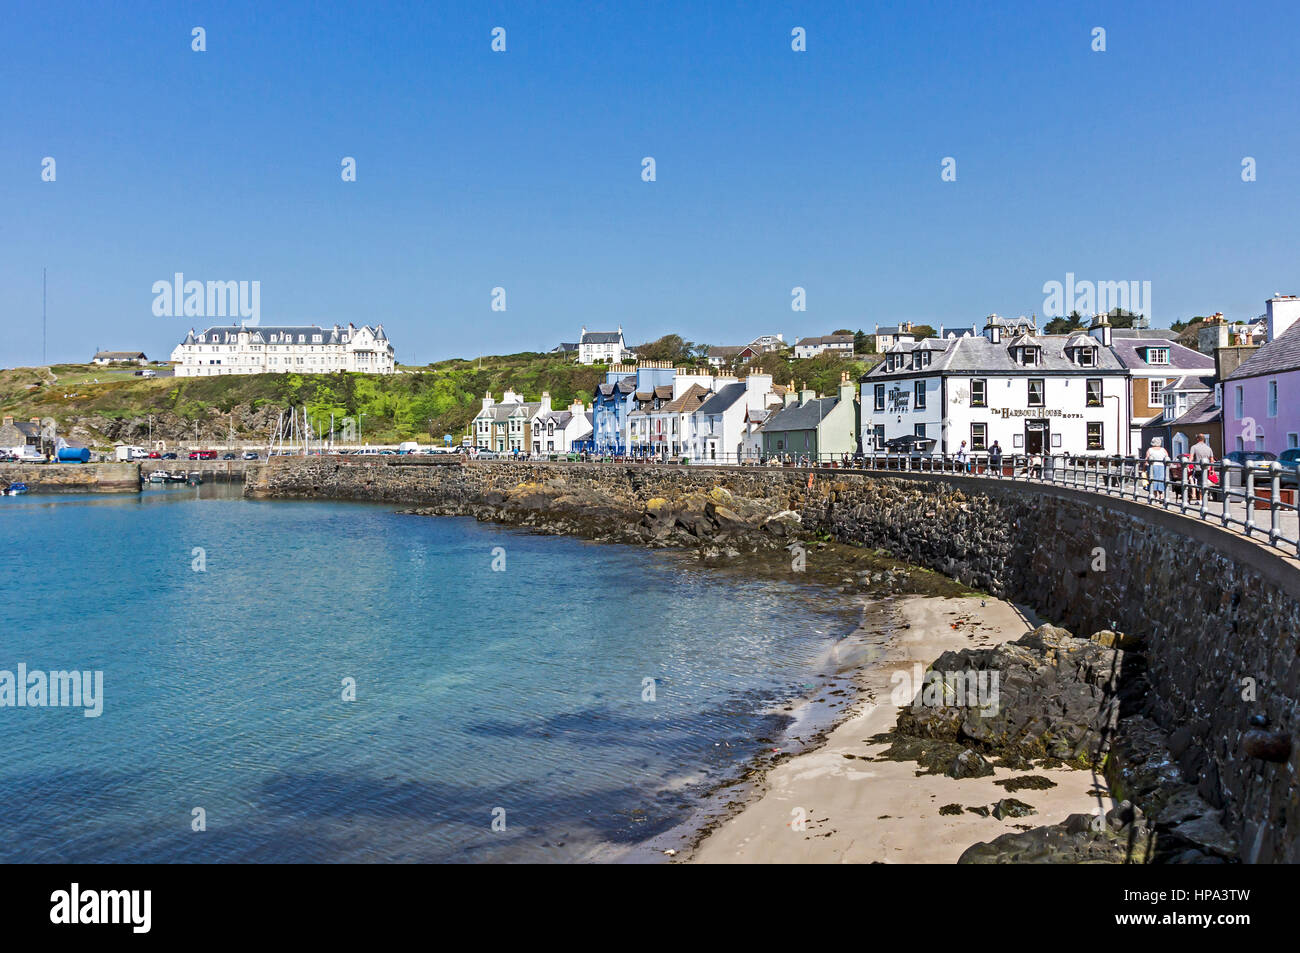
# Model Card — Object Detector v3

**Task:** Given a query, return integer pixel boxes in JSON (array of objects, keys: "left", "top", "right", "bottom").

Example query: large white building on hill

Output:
[{"left": 170, "top": 323, "right": 395, "bottom": 376}]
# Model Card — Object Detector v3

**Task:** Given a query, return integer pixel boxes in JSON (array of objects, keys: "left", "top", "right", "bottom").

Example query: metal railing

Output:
[{"left": 843, "top": 452, "right": 1300, "bottom": 556}]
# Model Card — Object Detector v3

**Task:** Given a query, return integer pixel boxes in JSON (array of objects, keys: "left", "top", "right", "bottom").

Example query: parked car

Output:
[
  {"left": 242, "top": 451, "right": 260, "bottom": 461},
  {"left": 188, "top": 450, "right": 219, "bottom": 460},
  {"left": 162, "top": 452, "right": 178, "bottom": 460},
  {"left": 148, "top": 451, "right": 162, "bottom": 459},
  {"left": 1276, "top": 448, "right": 1300, "bottom": 489},
  {"left": 221, "top": 452, "right": 237, "bottom": 460},
  {"left": 1222, "top": 450, "right": 1278, "bottom": 489}
]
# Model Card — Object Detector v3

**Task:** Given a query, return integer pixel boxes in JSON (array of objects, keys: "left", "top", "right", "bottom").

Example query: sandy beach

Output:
[{"left": 688, "top": 594, "right": 1110, "bottom": 864}]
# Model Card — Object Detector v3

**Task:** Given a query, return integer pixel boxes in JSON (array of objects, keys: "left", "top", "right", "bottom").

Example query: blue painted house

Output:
[{"left": 591, "top": 362, "right": 675, "bottom": 453}]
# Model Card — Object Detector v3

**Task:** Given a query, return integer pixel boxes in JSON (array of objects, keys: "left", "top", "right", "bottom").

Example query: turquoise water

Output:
[{"left": 0, "top": 486, "right": 854, "bottom": 862}]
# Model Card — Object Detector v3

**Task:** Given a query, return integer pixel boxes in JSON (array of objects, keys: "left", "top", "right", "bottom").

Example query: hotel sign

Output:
[{"left": 990, "top": 408, "right": 1083, "bottom": 419}]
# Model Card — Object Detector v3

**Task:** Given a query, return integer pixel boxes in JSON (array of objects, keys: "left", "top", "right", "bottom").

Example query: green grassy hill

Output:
[{"left": 0, "top": 349, "right": 878, "bottom": 448}]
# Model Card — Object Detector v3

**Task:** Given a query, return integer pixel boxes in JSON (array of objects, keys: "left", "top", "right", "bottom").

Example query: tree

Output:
[
  {"left": 636, "top": 334, "right": 694, "bottom": 364},
  {"left": 910, "top": 324, "right": 937, "bottom": 340},
  {"left": 1044, "top": 313, "right": 1085, "bottom": 334},
  {"left": 832, "top": 328, "right": 853, "bottom": 335},
  {"left": 853, "top": 329, "right": 872, "bottom": 354}
]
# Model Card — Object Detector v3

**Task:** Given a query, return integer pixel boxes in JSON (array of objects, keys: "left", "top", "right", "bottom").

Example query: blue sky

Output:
[{"left": 2, "top": 0, "right": 1298, "bottom": 367}]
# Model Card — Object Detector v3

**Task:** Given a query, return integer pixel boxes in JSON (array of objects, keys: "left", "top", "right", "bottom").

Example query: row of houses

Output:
[
  {"left": 863, "top": 297, "right": 1300, "bottom": 459},
  {"left": 506, "top": 296, "right": 1300, "bottom": 462}
]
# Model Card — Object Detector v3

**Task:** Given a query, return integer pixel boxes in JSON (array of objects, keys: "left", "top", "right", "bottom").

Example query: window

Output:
[
  {"left": 1288, "top": 433, "right": 1298, "bottom": 450},
  {"left": 1087, "top": 422, "right": 1103, "bottom": 450},
  {"left": 1077, "top": 347, "right": 1095, "bottom": 366},
  {"left": 914, "top": 423, "right": 926, "bottom": 438},
  {"left": 1086, "top": 379, "right": 1103, "bottom": 407},
  {"left": 1234, "top": 385, "right": 1243, "bottom": 419},
  {"left": 1021, "top": 347, "right": 1039, "bottom": 366},
  {"left": 872, "top": 425, "right": 884, "bottom": 450},
  {"left": 971, "top": 423, "right": 987, "bottom": 451},
  {"left": 971, "top": 379, "right": 986, "bottom": 407},
  {"left": 1236, "top": 435, "right": 1244, "bottom": 452},
  {"left": 1268, "top": 380, "right": 1278, "bottom": 417},
  {"left": 1028, "top": 379, "right": 1045, "bottom": 407},
  {"left": 914, "top": 380, "right": 926, "bottom": 410},
  {"left": 1146, "top": 347, "right": 1169, "bottom": 365},
  {"left": 874, "top": 384, "right": 885, "bottom": 411},
  {"left": 1148, "top": 378, "right": 1165, "bottom": 404}
]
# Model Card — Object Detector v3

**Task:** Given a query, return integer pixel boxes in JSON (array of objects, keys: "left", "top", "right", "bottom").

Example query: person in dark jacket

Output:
[{"left": 989, "top": 440, "right": 1003, "bottom": 474}]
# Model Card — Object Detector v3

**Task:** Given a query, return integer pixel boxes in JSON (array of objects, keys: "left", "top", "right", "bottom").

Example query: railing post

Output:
[
  {"left": 1221, "top": 463, "right": 1231, "bottom": 526},
  {"left": 1270, "top": 469, "right": 1282, "bottom": 547},
  {"left": 1245, "top": 468, "right": 1257, "bottom": 537}
]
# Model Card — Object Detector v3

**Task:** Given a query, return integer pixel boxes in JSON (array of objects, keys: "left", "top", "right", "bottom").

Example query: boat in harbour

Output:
[{"left": 3, "top": 482, "right": 29, "bottom": 496}]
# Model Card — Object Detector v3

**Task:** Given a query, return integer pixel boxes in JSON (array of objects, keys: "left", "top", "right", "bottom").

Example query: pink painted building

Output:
[{"left": 1224, "top": 296, "right": 1300, "bottom": 453}]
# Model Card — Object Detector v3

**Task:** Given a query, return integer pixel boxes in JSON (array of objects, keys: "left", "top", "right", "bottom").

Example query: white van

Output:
[
  {"left": 115, "top": 446, "right": 148, "bottom": 462},
  {"left": 397, "top": 441, "right": 421, "bottom": 455}
]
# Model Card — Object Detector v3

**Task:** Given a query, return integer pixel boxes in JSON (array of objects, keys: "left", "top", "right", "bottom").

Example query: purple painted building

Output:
[{"left": 1224, "top": 296, "right": 1300, "bottom": 453}]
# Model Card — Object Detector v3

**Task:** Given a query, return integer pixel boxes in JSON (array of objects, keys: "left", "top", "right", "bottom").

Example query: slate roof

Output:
[
  {"left": 863, "top": 334, "right": 1126, "bottom": 379},
  {"left": 794, "top": 334, "right": 855, "bottom": 347},
  {"left": 581, "top": 331, "right": 623, "bottom": 345},
  {"left": 596, "top": 375, "right": 637, "bottom": 397},
  {"left": 1170, "top": 392, "right": 1222, "bottom": 427},
  {"left": 551, "top": 342, "right": 578, "bottom": 352},
  {"left": 1112, "top": 328, "right": 1182, "bottom": 340},
  {"left": 1226, "top": 320, "right": 1300, "bottom": 380},
  {"left": 186, "top": 324, "right": 384, "bottom": 346},
  {"left": 94, "top": 351, "right": 146, "bottom": 360},
  {"left": 761, "top": 396, "right": 840, "bottom": 432},
  {"left": 1159, "top": 375, "right": 1214, "bottom": 394},
  {"left": 1109, "top": 337, "right": 1212, "bottom": 371},
  {"left": 706, "top": 345, "right": 746, "bottom": 358},
  {"left": 697, "top": 382, "right": 748, "bottom": 416}
]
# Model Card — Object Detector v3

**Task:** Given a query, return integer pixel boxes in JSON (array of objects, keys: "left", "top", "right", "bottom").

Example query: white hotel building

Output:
[
  {"left": 860, "top": 315, "right": 1130, "bottom": 457},
  {"left": 170, "top": 323, "right": 395, "bottom": 377}
]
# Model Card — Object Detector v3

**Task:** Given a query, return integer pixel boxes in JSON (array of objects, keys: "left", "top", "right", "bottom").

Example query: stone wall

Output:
[
  {"left": 0, "top": 462, "right": 140, "bottom": 493},
  {"left": 246, "top": 458, "right": 1300, "bottom": 862}
]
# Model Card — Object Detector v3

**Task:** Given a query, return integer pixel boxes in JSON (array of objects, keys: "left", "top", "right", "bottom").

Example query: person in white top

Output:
[{"left": 1145, "top": 437, "right": 1171, "bottom": 496}]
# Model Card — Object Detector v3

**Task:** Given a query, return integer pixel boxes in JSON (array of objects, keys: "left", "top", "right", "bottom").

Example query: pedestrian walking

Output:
[
  {"left": 1188, "top": 433, "right": 1215, "bottom": 503},
  {"left": 1145, "top": 437, "right": 1171, "bottom": 497}
]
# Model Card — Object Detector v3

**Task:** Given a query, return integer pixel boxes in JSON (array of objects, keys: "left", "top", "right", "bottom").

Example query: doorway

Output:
[{"left": 1024, "top": 419, "right": 1049, "bottom": 455}]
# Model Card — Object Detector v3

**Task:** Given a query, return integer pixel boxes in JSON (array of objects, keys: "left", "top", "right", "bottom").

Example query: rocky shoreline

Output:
[{"left": 882, "top": 623, "right": 1238, "bottom": 864}]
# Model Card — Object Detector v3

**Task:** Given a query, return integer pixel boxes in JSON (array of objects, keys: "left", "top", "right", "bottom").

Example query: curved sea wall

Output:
[{"left": 247, "top": 458, "right": 1300, "bottom": 862}]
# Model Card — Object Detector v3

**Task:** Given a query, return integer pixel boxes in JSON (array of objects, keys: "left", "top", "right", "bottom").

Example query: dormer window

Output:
[
  {"left": 1075, "top": 346, "right": 1095, "bottom": 366},
  {"left": 1144, "top": 347, "right": 1170, "bottom": 365},
  {"left": 1016, "top": 346, "right": 1040, "bottom": 366}
]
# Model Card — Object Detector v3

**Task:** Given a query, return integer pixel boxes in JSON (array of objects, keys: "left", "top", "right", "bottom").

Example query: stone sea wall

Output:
[
  {"left": 0, "top": 462, "right": 140, "bottom": 493},
  {"left": 246, "top": 458, "right": 1300, "bottom": 862}
]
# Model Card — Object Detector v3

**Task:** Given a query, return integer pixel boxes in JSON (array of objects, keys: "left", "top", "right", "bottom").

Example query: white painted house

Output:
[
  {"left": 687, "top": 373, "right": 776, "bottom": 463},
  {"left": 859, "top": 315, "right": 1130, "bottom": 457},
  {"left": 578, "top": 327, "right": 632, "bottom": 365},
  {"left": 793, "top": 333, "right": 855, "bottom": 359},
  {"left": 530, "top": 396, "right": 593, "bottom": 454},
  {"left": 171, "top": 324, "right": 394, "bottom": 377}
]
